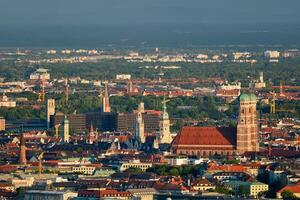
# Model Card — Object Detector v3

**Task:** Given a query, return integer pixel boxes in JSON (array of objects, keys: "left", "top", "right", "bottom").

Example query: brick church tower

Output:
[
  {"left": 237, "top": 94, "right": 259, "bottom": 154},
  {"left": 19, "top": 133, "right": 27, "bottom": 165}
]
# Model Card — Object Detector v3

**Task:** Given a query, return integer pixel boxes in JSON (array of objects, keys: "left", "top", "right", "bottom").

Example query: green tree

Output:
[{"left": 281, "top": 190, "right": 298, "bottom": 200}]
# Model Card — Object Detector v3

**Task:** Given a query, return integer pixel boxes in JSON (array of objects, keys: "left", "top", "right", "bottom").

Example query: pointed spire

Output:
[
  {"left": 90, "top": 122, "right": 94, "bottom": 133},
  {"left": 103, "top": 80, "right": 111, "bottom": 112}
]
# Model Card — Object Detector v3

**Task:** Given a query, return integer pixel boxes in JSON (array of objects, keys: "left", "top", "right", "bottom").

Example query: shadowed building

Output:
[
  {"left": 50, "top": 112, "right": 117, "bottom": 133},
  {"left": 117, "top": 112, "right": 160, "bottom": 133}
]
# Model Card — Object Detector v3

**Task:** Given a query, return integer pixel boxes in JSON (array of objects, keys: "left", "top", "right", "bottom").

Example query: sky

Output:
[{"left": 0, "top": 0, "right": 300, "bottom": 25}]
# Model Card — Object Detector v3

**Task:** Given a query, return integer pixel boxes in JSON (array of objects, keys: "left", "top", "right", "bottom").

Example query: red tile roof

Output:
[
  {"left": 172, "top": 126, "right": 237, "bottom": 146},
  {"left": 208, "top": 165, "right": 247, "bottom": 172},
  {"left": 278, "top": 185, "right": 300, "bottom": 194}
]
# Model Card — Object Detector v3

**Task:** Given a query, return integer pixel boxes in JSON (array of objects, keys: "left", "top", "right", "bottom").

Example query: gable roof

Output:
[{"left": 172, "top": 126, "right": 237, "bottom": 146}]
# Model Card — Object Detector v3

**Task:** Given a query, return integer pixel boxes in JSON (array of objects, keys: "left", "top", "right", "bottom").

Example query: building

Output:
[
  {"left": 94, "top": 112, "right": 117, "bottom": 131},
  {"left": 72, "top": 166, "right": 96, "bottom": 175},
  {"left": 62, "top": 116, "right": 70, "bottom": 143},
  {"left": 29, "top": 68, "right": 50, "bottom": 80},
  {"left": 282, "top": 49, "right": 300, "bottom": 58},
  {"left": 119, "top": 160, "right": 152, "bottom": 172},
  {"left": 134, "top": 102, "right": 145, "bottom": 144},
  {"left": 191, "top": 178, "right": 216, "bottom": 191},
  {"left": 46, "top": 99, "right": 55, "bottom": 129},
  {"left": 158, "top": 98, "right": 172, "bottom": 144},
  {"left": 0, "top": 94, "right": 16, "bottom": 108},
  {"left": 171, "top": 94, "right": 259, "bottom": 156},
  {"left": 277, "top": 185, "right": 300, "bottom": 199},
  {"left": 19, "top": 133, "right": 27, "bottom": 165},
  {"left": 237, "top": 94, "right": 259, "bottom": 153},
  {"left": 50, "top": 112, "right": 117, "bottom": 133},
  {"left": 116, "top": 74, "right": 131, "bottom": 80},
  {"left": 50, "top": 112, "right": 86, "bottom": 133},
  {"left": 103, "top": 80, "right": 111, "bottom": 112},
  {"left": 249, "top": 181, "right": 268, "bottom": 197},
  {"left": 127, "top": 188, "right": 156, "bottom": 200},
  {"left": 24, "top": 190, "right": 77, "bottom": 200},
  {"left": 87, "top": 123, "right": 96, "bottom": 144},
  {"left": 249, "top": 72, "right": 266, "bottom": 89},
  {"left": 0, "top": 117, "right": 5, "bottom": 131},
  {"left": 264, "top": 50, "right": 280, "bottom": 59},
  {"left": 77, "top": 189, "right": 131, "bottom": 200}
]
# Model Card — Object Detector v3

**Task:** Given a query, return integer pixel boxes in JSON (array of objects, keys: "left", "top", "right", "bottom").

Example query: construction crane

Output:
[
  {"left": 268, "top": 91, "right": 295, "bottom": 114},
  {"left": 65, "top": 79, "right": 69, "bottom": 103},
  {"left": 269, "top": 91, "right": 276, "bottom": 114},
  {"left": 38, "top": 80, "right": 45, "bottom": 102},
  {"left": 38, "top": 152, "right": 44, "bottom": 179},
  {"left": 99, "top": 86, "right": 103, "bottom": 108},
  {"left": 54, "top": 124, "right": 61, "bottom": 138}
]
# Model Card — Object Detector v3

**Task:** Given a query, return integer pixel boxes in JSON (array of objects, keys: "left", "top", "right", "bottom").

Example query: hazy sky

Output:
[{"left": 0, "top": 0, "right": 300, "bottom": 25}]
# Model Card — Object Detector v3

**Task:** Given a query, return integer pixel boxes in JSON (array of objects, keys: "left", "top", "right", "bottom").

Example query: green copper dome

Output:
[
  {"left": 249, "top": 93, "right": 257, "bottom": 101},
  {"left": 240, "top": 93, "right": 256, "bottom": 101},
  {"left": 239, "top": 94, "right": 250, "bottom": 101}
]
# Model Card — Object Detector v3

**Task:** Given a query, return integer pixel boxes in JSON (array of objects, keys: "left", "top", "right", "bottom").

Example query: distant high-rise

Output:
[
  {"left": 46, "top": 99, "right": 55, "bottom": 129},
  {"left": 19, "top": 133, "right": 27, "bottom": 165},
  {"left": 62, "top": 115, "right": 70, "bottom": 143},
  {"left": 158, "top": 98, "right": 172, "bottom": 144},
  {"left": 102, "top": 81, "right": 111, "bottom": 112}
]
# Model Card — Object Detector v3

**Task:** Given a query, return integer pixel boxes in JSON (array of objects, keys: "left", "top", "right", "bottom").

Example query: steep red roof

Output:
[{"left": 172, "top": 126, "right": 237, "bottom": 146}]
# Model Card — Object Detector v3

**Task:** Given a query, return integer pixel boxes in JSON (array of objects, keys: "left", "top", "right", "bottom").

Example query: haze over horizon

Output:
[
  {"left": 0, "top": 0, "right": 300, "bottom": 48},
  {"left": 0, "top": 0, "right": 300, "bottom": 25}
]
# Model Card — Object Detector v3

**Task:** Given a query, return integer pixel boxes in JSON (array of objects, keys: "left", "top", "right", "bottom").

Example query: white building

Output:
[
  {"left": 29, "top": 68, "right": 50, "bottom": 80},
  {"left": 264, "top": 50, "right": 280, "bottom": 59},
  {"left": 46, "top": 50, "right": 56, "bottom": 54},
  {"left": 0, "top": 94, "right": 16, "bottom": 107},
  {"left": 116, "top": 74, "right": 131, "bottom": 80},
  {"left": 219, "top": 82, "right": 241, "bottom": 90},
  {"left": 196, "top": 54, "right": 209, "bottom": 59},
  {"left": 120, "top": 160, "right": 152, "bottom": 172}
]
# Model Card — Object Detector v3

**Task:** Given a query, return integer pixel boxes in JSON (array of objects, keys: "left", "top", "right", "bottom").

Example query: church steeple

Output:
[
  {"left": 87, "top": 122, "right": 96, "bottom": 144},
  {"left": 103, "top": 81, "right": 111, "bottom": 112},
  {"left": 134, "top": 102, "right": 145, "bottom": 144},
  {"left": 19, "top": 133, "right": 27, "bottom": 165},
  {"left": 237, "top": 94, "right": 259, "bottom": 154},
  {"left": 158, "top": 97, "right": 172, "bottom": 144},
  {"left": 62, "top": 115, "right": 70, "bottom": 143}
]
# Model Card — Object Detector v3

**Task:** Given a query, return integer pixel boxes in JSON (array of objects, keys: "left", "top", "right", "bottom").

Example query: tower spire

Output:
[
  {"left": 159, "top": 97, "right": 172, "bottom": 144},
  {"left": 103, "top": 80, "right": 111, "bottom": 112},
  {"left": 19, "top": 133, "right": 27, "bottom": 165},
  {"left": 237, "top": 93, "right": 259, "bottom": 154}
]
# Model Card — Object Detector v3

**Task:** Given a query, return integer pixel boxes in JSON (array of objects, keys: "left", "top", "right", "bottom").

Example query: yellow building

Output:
[
  {"left": 0, "top": 117, "right": 5, "bottom": 131},
  {"left": 191, "top": 178, "right": 216, "bottom": 191},
  {"left": 249, "top": 182, "right": 268, "bottom": 197},
  {"left": 72, "top": 166, "right": 96, "bottom": 175}
]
